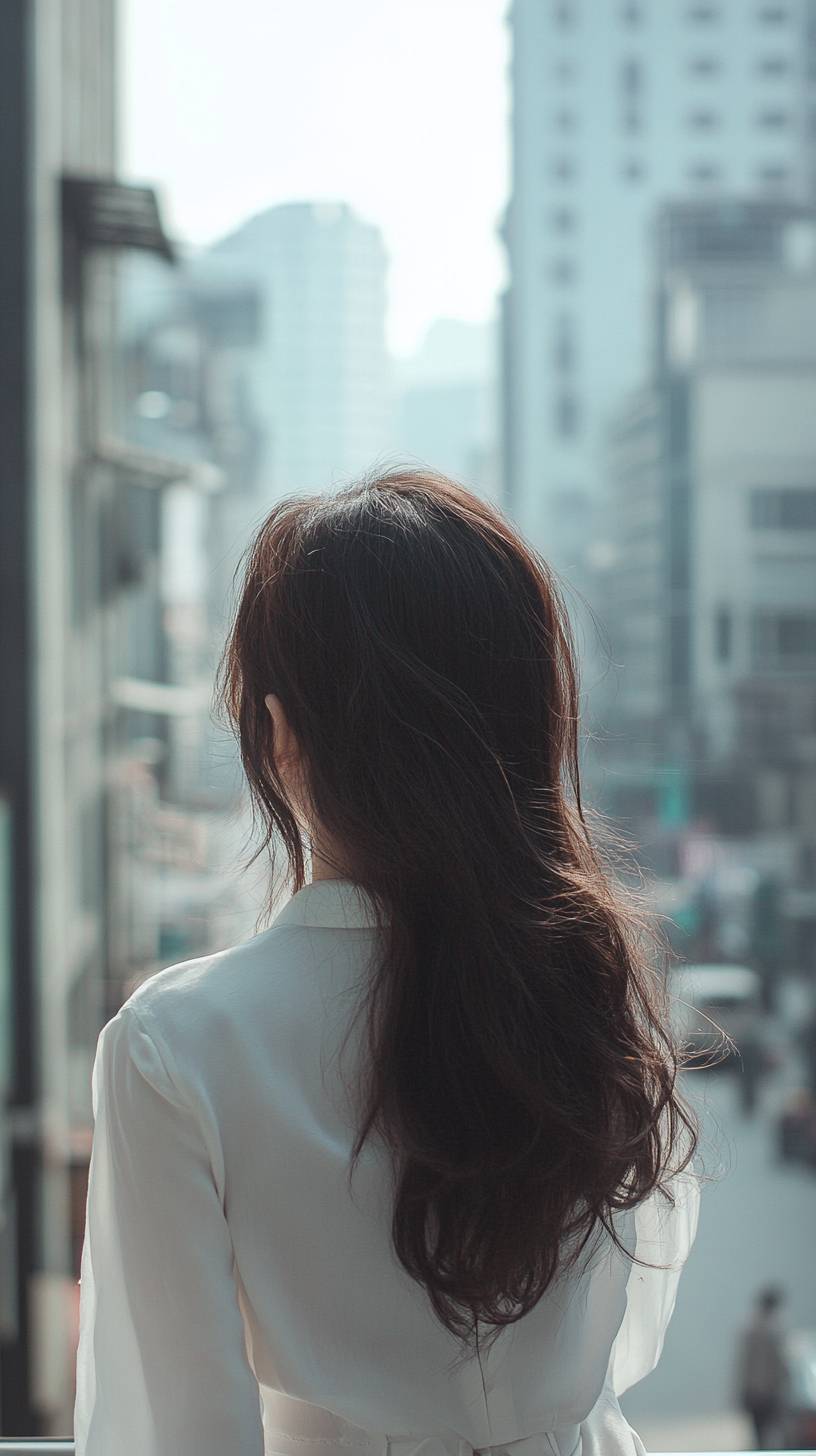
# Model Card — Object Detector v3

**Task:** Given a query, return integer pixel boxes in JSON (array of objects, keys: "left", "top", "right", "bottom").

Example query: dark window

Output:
[
  {"left": 551, "top": 207, "right": 577, "bottom": 231},
  {"left": 555, "top": 108, "right": 578, "bottom": 131},
  {"left": 621, "top": 56, "right": 643, "bottom": 93},
  {"left": 78, "top": 795, "right": 105, "bottom": 913},
  {"left": 689, "top": 55, "right": 721, "bottom": 75},
  {"left": 669, "top": 614, "right": 691, "bottom": 695},
  {"left": 752, "top": 612, "right": 816, "bottom": 664},
  {"left": 758, "top": 109, "right": 790, "bottom": 126},
  {"left": 622, "top": 3, "right": 643, "bottom": 23},
  {"left": 555, "top": 392, "right": 580, "bottom": 437},
  {"left": 554, "top": 2, "right": 577, "bottom": 25},
  {"left": 689, "top": 109, "right": 721, "bottom": 128},
  {"left": 551, "top": 258, "right": 576, "bottom": 284},
  {"left": 757, "top": 5, "right": 790, "bottom": 22},
  {"left": 715, "top": 606, "right": 732, "bottom": 662},
  {"left": 687, "top": 3, "right": 720, "bottom": 20},
  {"left": 554, "top": 316, "right": 576, "bottom": 370},
  {"left": 551, "top": 157, "right": 577, "bottom": 180},
  {"left": 556, "top": 59, "right": 577, "bottom": 80},
  {"left": 688, "top": 162, "right": 722, "bottom": 182},
  {"left": 750, "top": 487, "right": 816, "bottom": 528},
  {"left": 623, "top": 159, "right": 645, "bottom": 181},
  {"left": 758, "top": 163, "right": 789, "bottom": 184},
  {"left": 758, "top": 55, "right": 790, "bottom": 74},
  {"left": 623, "top": 109, "right": 643, "bottom": 132}
]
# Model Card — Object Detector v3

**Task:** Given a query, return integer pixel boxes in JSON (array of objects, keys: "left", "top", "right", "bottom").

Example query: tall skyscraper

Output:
[
  {"left": 607, "top": 199, "right": 816, "bottom": 845},
  {"left": 201, "top": 201, "right": 391, "bottom": 502},
  {"left": 502, "top": 0, "right": 816, "bottom": 571},
  {"left": 393, "top": 319, "right": 501, "bottom": 500}
]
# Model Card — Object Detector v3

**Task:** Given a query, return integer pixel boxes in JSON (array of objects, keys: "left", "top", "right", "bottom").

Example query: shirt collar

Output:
[{"left": 270, "top": 877, "right": 388, "bottom": 931}]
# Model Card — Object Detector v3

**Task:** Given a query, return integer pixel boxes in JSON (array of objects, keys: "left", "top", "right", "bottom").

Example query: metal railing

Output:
[{"left": 0, "top": 1447, "right": 813, "bottom": 1455}]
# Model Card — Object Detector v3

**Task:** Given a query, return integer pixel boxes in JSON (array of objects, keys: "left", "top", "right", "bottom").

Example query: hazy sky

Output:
[{"left": 120, "top": 0, "right": 511, "bottom": 356}]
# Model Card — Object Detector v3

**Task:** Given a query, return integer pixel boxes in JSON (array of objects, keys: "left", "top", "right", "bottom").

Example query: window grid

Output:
[
  {"left": 752, "top": 612, "right": 816, "bottom": 665},
  {"left": 750, "top": 487, "right": 816, "bottom": 529}
]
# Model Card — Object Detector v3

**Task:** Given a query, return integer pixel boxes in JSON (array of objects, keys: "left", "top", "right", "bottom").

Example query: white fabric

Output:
[{"left": 74, "top": 877, "right": 701, "bottom": 1456}]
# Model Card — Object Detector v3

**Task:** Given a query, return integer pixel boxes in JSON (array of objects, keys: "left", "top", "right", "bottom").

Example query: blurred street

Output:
[{"left": 622, "top": 977, "right": 816, "bottom": 1452}]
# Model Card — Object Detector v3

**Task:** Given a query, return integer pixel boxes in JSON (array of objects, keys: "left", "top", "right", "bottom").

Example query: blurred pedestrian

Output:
[
  {"left": 799, "top": 996, "right": 816, "bottom": 1100},
  {"left": 734, "top": 1286, "right": 790, "bottom": 1450},
  {"left": 737, "top": 1025, "right": 763, "bottom": 1117}
]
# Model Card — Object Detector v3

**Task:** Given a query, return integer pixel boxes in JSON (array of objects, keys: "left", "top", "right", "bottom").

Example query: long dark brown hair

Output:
[{"left": 215, "top": 465, "right": 699, "bottom": 1363}]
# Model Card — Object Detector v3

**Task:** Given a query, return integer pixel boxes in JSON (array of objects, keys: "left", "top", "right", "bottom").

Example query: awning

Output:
[{"left": 61, "top": 176, "right": 175, "bottom": 262}]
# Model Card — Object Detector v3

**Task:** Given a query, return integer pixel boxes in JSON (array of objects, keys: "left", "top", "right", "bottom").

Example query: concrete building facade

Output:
[
  {"left": 607, "top": 200, "right": 816, "bottom": 847},
  {"left": 502, "top": 0, "right": 816, "bottom": 571},
  {"left": 0, "top": 1, "right": 187, "bottom": 1434},
  {"left": 202, "top": 201, "right": 391, "bottom": 503}
]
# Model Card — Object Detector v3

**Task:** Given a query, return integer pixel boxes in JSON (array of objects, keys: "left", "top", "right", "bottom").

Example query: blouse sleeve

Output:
[
  {"left": 73, "top": 1004, "right": 264, "bottom": 1456},
  {"left": 606, "top": 1162, "right": 702, "bottom": 1398}
]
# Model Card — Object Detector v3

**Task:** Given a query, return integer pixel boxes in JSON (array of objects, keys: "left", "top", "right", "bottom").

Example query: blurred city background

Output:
[{"left": 1, "top": 0, "right": 816, "bottom": 1446}]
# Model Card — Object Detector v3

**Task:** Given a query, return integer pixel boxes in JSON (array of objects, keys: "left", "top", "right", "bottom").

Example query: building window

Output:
[
  {"left": 621, "top": 2, "right": 643, "bottom": 22},
  {"left": 622, "top": 109, "right": 642, "bottom": 132},
  {"left": 622, "top": 158, "right": 645, "bottom": 181},
  {"left": 554, "top": 2, "right": 577, "bottom": 25},
  {"left": 689, "top": 109, "right": 721, "bottom": 129},
  {"left": 758, "top": 163, "right": 789, "bottom": 185},
  {"left": 556, "top": 58, "right": 577, "bottom": 80},
  {"left": 752, "top": 611, "right": 816, "bottom": 665},
  {"left": 689, "top": 55, "right": 721, "bottom": 75},
  {"left": 551, "top": 258, "right": 576, "bottom": 284},
  {"left": 555, "top": 108, "right": 578, "bottom": 131},
  {"left": 551, "top": 157, "right": 577, "bottom": 181},
  {"left": 750, "top": 487, "right": 816, "bottom": 528},
  {"left": 758, "top": 55, "right": 790, "bottom": 74},
  {"left": 715, "top": 606, "right": 732, "bottom": 662},
  {"left": 757, "top": 5, "right": 790, "bottom": 22},
  {"left": 758, "top": 109, "right": 790, "bottom": 127},
  {"left": 621, "top": 56, "right": 643, "bottom": 94},
  {"left": 687, "top": 162, "right": 722, "bottom": 183},
  {"left": 555, "top": 392, "right": 580, "bottom": 437},
  {"left": 687, "top": 3, "right": 720, "bottom": 20},
  {"left": 554, "top": 315, "right": 576, "bottom": 370},
  {"left": 551, "top": 207, "right": 577, "bottom": 231}
]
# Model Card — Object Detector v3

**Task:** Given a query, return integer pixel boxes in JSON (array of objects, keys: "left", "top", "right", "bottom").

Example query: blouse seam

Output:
[
  {"left": 119, "top": 1001, "right": 197, "bottom": 1121},
  {"left": 120, "top": 1000, "right": 231, "bottom": 1212}
]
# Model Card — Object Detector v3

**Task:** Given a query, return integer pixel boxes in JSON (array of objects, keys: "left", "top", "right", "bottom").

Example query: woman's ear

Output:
[
  {"left": 264, "top": 692, "right": 307, "bottom": 819},
  {"left": 264, "top": 693, "right": 296, "bottom": 764}
]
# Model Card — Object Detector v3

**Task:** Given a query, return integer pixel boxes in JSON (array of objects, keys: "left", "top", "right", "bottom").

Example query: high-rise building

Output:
[
  {"left": 0, "top": 2, "right": 183, "bottom": 1434},
  {"left": 201, "top": 201, "right": 391, "bottom": 502},
  {"left": 606, "top": 199, "right": 816, "bottom": 854},
  {"left": 502, "top": 0, "right": 816, "bottom": 571},
  {"left": 393, "top": 319, "right": 501, "bottom": 501}
]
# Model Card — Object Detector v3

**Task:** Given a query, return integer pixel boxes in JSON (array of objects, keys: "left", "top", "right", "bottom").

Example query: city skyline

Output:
[{"left": 120, "top": 0, "right": 510, "bottom": 357}]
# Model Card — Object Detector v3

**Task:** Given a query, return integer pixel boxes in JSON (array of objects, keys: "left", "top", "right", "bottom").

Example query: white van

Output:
[{"left": 668, "top": 963, "right": 763, "bottom": 1069}]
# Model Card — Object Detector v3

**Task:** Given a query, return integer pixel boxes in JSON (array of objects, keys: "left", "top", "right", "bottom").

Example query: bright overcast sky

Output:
[{"left": 120, "top": 0, "right": 511, "bottom": 357}]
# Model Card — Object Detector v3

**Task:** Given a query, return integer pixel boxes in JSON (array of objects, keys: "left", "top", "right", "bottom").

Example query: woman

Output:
[{"left": 74, "top": 467, "right": 701, "bottom": 1456}]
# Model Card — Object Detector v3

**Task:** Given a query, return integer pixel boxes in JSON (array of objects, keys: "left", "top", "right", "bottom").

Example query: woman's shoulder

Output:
[{"left": 117, "top": 921, "right": 304, "bottom": 1062}]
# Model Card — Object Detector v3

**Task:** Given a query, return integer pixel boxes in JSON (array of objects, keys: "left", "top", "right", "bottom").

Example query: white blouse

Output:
[{"left": 74, "top": 877, "right": 700, "bottom": 1456}]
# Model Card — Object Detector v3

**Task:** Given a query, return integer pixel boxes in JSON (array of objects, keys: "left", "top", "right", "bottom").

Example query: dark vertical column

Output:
[{"left": 0, "top": 0, "right": 40, "bottom": 1435}]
